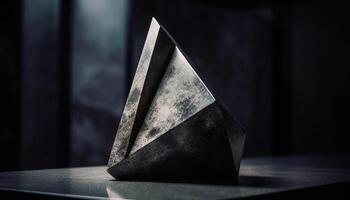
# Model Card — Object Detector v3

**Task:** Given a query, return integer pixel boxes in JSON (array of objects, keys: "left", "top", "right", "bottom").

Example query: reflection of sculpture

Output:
[{"left": 107, "top": 18, "right": 245, "bottom": 184}]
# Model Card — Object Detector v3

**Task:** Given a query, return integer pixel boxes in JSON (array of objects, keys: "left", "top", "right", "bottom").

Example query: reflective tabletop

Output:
[{"left": 1, "top": 155, "right": 349, "bottom": 199}]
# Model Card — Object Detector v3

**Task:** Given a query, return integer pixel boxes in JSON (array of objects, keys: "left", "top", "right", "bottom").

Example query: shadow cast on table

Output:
[
  {"left": 239, "top": 175, "right": 292, "bottom": 188},
  {"left": 107, "top": 175, "right": 290, "bottom": 188}
]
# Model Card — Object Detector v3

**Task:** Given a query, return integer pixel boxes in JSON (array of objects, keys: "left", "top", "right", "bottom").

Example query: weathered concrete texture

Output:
[
  {"left": 108, "top": 18, "right": 245, "bottom": 184},
  {"left": 108, "top": 101, "right": 244, "bottom": 184},
  {"left": 108, "top": 19, "right": 160, "bottom": 167},
  {"left": 130, "top": 47, "right": 215, "bottom": 154}
]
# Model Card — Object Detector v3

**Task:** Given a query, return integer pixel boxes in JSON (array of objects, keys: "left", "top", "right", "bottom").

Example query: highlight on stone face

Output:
[{"left": 107, "top": 17, "right": 245, "bottom": 184}]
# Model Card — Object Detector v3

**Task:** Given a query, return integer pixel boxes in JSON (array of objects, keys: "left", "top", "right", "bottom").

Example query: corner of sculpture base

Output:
[{"left": 107, "top": 103, "right": 243, "bottom": 185}]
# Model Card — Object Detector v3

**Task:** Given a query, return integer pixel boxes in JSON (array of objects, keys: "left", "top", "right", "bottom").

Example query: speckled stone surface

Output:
[
  {"left": 130, "top": 47, "right": 215, "bottom": 154},
  {"left": 107, "top": 18, "right": 245, "bottom": 183},
  {"left": 108, "top": 19, "right": 160, "bottom": 167}
]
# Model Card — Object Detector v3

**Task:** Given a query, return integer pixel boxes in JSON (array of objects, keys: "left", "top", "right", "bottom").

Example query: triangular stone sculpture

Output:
[{"left": 107, "top": 18, "right": 245, "bottom": 184}]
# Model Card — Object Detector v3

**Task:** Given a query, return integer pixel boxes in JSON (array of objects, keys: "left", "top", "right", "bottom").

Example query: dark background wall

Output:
[
  {"left": 0, "top": 0, "right": 349, "bottom": 171},
  {"left": 290, "top": 3, "right": 350, "bottom": 154},
  {"left": 0, "top": 0, "right": 21, "bottom": 171}
]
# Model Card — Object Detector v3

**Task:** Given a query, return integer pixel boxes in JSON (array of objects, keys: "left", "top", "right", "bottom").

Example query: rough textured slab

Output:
[
  {"left": 108, "top": 18, "right": 160, "bottom": 167},
  {"left": 130, "top": 47, "right": 215, "bottom": 154},
  {"left": 108, "top": 103, "right": 238, "bottom": 184},
  {"left": 107, "top": 18, "right": 245, "bottom": 183}
]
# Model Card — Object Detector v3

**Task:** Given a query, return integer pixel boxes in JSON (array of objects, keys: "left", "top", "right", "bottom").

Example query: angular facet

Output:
[
  {"left": 130, "top": 47, "right": 215, "bottom": 154},
  {"left": 107, "top": 17, "right": 245, "bottom": 184}
]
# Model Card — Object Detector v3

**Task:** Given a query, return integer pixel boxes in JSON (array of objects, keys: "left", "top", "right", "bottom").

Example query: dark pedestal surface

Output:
[{"left": 0, "top": 155, "right": 349, "bottom": 199}]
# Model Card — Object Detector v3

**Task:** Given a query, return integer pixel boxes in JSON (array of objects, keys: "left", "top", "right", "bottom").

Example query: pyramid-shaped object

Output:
[{"left": 107, "top": 18, "right": 245, "bottom": 184}]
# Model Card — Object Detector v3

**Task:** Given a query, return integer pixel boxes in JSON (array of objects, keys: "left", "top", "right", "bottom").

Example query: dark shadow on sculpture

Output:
[{"left": 107, "top": 17, "right": 245, "bottom": 185}]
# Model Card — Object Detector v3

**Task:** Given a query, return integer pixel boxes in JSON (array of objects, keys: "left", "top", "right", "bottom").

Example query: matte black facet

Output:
[
  {"left": 107, "top": 18, "right": 245, "bottom": 184},
  {"left": 108, "top": 103, "right": 239, "bottom": 184}
]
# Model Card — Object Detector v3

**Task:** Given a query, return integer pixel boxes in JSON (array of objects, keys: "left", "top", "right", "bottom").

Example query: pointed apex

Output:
[
  {"left": 151, "top": 17, "right": 158, "bottom": 24},
  {"left": 150, "top": 17, "right": 160, "bottom": 30},
  {"left": 107, "top": 17, "right": 245, "bottom": 184}
]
